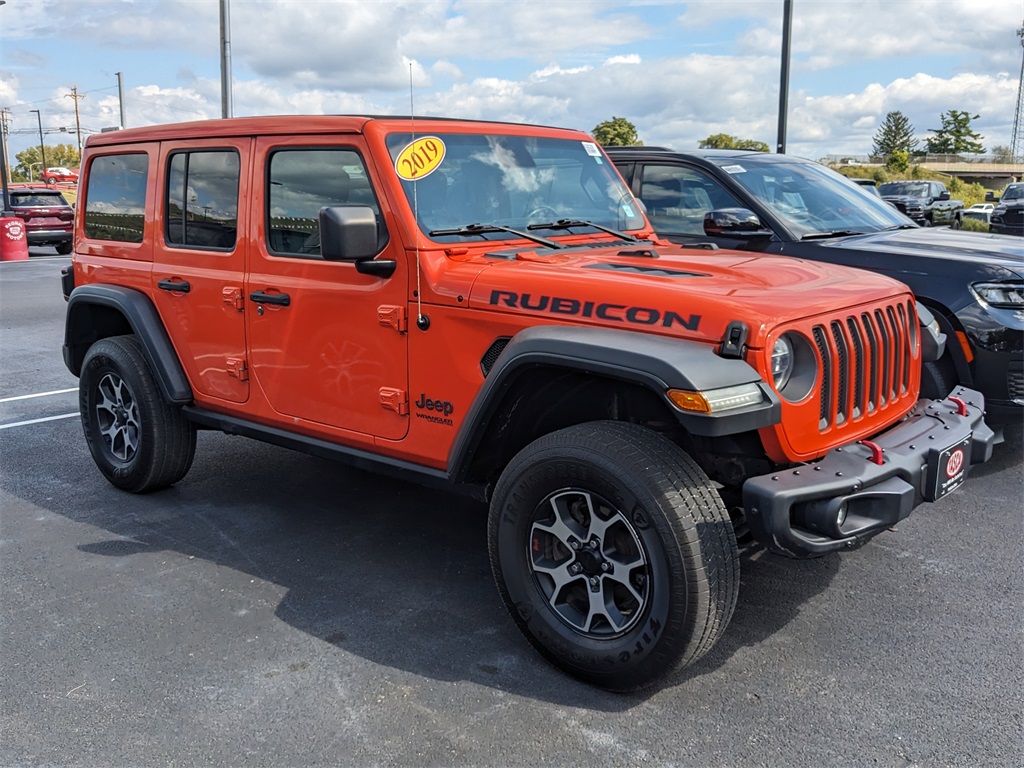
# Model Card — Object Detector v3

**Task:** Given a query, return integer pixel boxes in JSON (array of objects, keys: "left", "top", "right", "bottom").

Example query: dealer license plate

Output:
[{"left": 925, "top": 434, "right": 971, "bottom": 502}]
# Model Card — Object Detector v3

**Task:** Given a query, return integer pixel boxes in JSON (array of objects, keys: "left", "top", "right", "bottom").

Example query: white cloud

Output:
[
  {"left": 1, "top": 0, "right": 1019, "bottom": 160},
  {"left": 604, "top": 55, "right": 641, "bottom": 66}
]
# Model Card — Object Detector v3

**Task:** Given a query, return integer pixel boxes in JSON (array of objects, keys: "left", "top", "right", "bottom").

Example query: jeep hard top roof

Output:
[{"left": 84, "top": 115, "right": 585, "bottom": 148}]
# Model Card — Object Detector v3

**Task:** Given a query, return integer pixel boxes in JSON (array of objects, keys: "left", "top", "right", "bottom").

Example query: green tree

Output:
[
  {"left": 990, "top": 145, "right": 1012, "bottom": 162},
  {"left": 698, "top": 133, "right": 770, "bottom": 152},
  {"left": 885, "top": 149, "right": 910, "bottom": 173},
  {"left": 12, "top": 143, "right": 81, "bottom": 181},
  {"left": 871, "top": 111, "right": 919, "bottom": 158},
  {"left": 924, "top": 110, "right": 985, "bottom": 156},
  {"left": 592, "top": 117, "right": 642, "bottom": 147}
]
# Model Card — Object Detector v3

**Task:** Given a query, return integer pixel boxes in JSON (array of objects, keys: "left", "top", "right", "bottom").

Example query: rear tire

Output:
[
  {"left": 488, "top": 421, "right": 739, "bottom": 691},
  {"left": 56, "top": 241, "right": 73, "bottom": 255},
  {"left": 79, "top": 335, "right": 196, "bottom": 493}
]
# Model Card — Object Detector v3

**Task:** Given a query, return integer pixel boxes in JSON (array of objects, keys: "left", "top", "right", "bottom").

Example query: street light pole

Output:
[
  {"left": 29, "top": 109, "right": 47, "bottom": 172},
  {"left": 219, "top": 0, "right": 233, "bottom": 118},
  {"left": 776, "top": 0, "right": 793, "bottom": 154},
  {"left": 116, "top": 71, "right": 127, "bottom": 129}
]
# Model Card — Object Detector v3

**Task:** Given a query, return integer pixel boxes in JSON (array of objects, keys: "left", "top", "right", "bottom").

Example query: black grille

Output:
[
  {"left": 1009, "top": 361, "right": 1024, "bottom": 401},
  {"left": 813, "top": 300, "right": 914, "bottom": 430},
  {"left": 481, "top": 337, "right": 511, "bottom": 376}
]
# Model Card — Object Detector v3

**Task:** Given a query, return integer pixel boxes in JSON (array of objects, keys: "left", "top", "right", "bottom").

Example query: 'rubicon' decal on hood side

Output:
[{"left": 489, "top": 290, "right": 701, "bottom": 330}]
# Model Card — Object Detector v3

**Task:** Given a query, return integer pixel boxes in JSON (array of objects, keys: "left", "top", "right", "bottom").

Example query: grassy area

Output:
[{"left": 960, "top": 217, "right": 990, "bottom": 233}]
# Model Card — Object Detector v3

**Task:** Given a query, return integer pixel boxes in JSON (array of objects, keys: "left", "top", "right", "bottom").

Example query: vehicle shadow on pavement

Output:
[{"left": 23, "top": 430, "right": 839, "bottom": 709}]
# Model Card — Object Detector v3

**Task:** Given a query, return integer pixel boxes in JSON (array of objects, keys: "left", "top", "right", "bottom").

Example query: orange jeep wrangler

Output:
[{"left": 61, "top": 116, "right": 994, "bottom": 691}]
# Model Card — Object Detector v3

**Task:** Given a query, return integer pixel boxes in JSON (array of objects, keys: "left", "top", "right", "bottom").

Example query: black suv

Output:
[{"left": 607, "top": 147, "right": 1024, "bottom": 424}]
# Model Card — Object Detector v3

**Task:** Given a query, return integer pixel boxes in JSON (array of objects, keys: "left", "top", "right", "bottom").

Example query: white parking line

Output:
[
  {"left": 0, "top": 388, "right": 77, "bottom": 404},
  {"left": 0, "top": 413, "right": 79, "bottom": 430}
]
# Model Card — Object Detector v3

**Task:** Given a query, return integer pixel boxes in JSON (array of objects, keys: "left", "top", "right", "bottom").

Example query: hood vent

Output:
[{"left": 584, "top": 263, "right": 708, "bottom": 279}]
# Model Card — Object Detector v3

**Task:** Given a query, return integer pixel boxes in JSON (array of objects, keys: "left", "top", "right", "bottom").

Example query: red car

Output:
[
  {"left": 41, "top": 166, "right": 79, "bottom": 185},
  {"left": 10, "top": 185, "right": 74, "bottom": 254}
]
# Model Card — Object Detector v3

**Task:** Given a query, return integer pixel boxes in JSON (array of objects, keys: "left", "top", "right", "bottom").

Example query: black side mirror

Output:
[
  {"left": 986, "top": 191, "right": 998, "bottom": 202},
  {"left": 937, "top": 191, "right": 950, "bottom": 201},
  {"left": 703, "top": 208, "right": 773, "bottom": 239},
  {"left": 319, "top": 205, "right": 396, "bottom": 277}
]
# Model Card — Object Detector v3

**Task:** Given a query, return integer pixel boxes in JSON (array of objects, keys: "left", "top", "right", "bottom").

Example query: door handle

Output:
[
  {"left": 249, "top": 290, "right": 291, "bottom": 306},
  {"left": 158, "top": 278, "right": 191, "bottom": 293}
]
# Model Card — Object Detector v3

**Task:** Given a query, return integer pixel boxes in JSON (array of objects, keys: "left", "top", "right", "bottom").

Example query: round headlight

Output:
[
  {"left": 772, "top": 332, "right": 817, "bottom": 403},
  {"left": 771, "top": 336, "right": 794, "bottom": 390}
]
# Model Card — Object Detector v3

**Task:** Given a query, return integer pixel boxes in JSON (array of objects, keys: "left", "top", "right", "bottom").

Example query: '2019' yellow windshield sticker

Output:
[{"left": 395, "top": 136, "right": 446, "bottom": 180}]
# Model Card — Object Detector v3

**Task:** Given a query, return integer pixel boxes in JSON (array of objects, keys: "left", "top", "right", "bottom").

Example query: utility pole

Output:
[
  {"left": 65, "top": 86, "right": 85, "bottom": 156},
  {"left": 29, "top": 109, "right": 46, "bottom": 171},
  {"left": 0, "top": 108, "right": 11, "bottom": 183},
  {"left": 776, "top": 0, "right": 793, "bottom": 154},
  {"left": 116, "top": 71, "right": 127, "bottom": 129}
]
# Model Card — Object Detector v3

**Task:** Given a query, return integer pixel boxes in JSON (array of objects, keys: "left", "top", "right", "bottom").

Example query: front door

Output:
[{"left": 245, "top": 137, "right": 409, "bottom": 440}]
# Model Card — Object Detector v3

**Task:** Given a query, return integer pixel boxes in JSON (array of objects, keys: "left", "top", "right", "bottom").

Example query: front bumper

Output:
[{"left": 742, "top": 386, "right": 994, "bottom": 558}]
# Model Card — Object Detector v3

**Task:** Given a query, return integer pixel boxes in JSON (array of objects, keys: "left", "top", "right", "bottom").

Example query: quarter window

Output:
[
  {"left": 267, "top": 149, "right": 383, "bottom": 257},
  {"left": 83, "top": 154, "right": 149, "bottom": 243},
  {"left": 166, "top": 150, "right": 240, "bottom": 250}
]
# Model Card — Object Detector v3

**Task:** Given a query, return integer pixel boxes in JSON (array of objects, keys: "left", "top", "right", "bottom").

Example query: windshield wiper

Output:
[
  {"left": 800, "top": 230, "right": 864, "bottom": 240},
  {"left": 527, "top": 219, "right": 642, "bottom": 243},
  {"left": 428, "top": 223, "right": 565, "bottom": 249},
  {"left": 882, "top": 224, "right": 919, "bottom": 231}
]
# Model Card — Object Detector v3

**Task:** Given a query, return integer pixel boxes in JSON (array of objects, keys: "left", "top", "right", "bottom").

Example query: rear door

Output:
[{"left": 151, "top": 138, "right": 251, "bottom": 404}]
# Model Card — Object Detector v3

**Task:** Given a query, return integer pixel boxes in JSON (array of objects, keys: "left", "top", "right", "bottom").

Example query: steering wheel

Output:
[{"left": 525, "top": 205, "right": 559, "bottom": 222}]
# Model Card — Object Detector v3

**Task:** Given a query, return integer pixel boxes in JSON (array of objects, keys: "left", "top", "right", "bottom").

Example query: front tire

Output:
[
  {"left": 921, "top": 354, "right": 958, "bottom": 401},
  {"left": 488, "top": 421, "right": 739, "bottom": 691},
  {"left": 79, "top": 335, "right": 196, "bottom": 493}
]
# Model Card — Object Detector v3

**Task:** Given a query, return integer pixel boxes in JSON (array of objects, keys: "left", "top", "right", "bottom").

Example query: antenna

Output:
[{"left": 410, "top": 62, "right": 428, "bottom": 331}]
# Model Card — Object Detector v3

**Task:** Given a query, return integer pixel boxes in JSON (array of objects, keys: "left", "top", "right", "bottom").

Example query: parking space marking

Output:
[
  {"left": 0, "top": 388, "right": 77, "bottom": 403},
  {"left": 0, "top": 413, "right": 79, "bottom": 430}
]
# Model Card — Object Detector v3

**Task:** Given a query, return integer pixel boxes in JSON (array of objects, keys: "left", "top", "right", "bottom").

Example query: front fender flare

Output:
[{"left": 448, "top": 325, "right": 780, "bottom": 482}]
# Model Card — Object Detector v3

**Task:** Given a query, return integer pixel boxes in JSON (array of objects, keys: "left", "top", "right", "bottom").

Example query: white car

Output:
[{"left": 963, "top": 203, "right": 994, "bottom": 223}]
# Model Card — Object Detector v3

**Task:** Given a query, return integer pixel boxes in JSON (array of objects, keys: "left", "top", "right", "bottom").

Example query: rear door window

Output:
[{"left": 165, "top": 150, "right": 240, "bottom": 250}]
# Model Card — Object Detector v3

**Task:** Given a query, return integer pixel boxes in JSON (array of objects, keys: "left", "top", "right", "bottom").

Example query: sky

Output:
[{"left": 1, "top": 0, "right": 1021, "bottom": 166}]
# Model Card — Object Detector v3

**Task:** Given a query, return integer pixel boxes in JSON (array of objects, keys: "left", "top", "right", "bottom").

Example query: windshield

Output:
[
  {"left": 713, "top": 158, "right": 914, "bottom": 237},
  {"left": 1002, "top": 184, "right": 1024, "bottom": 201},
  {"left": 877, "top": 182, "right": 929, "bottom": 198},
  {"left": 385, "top": 132, "right": 645, "bottom": 242}
]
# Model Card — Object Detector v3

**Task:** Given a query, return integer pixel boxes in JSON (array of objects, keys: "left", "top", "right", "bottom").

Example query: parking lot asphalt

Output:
[{"left": 2, "top": 251, "right": 1022, "bottom": 767}]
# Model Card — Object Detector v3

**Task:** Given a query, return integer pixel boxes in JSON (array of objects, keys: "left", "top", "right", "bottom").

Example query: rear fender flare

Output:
[{"left": 63, "top": 284, "right": 193, "bottom": 404}]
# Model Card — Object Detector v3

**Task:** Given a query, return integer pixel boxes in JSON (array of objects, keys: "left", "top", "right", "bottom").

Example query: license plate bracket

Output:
[{"left": 924, "top": 434, "right": 971, "bottom": 502}]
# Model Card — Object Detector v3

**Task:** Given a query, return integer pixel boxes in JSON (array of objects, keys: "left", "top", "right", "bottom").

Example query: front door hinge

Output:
[
  {"left": 379, "top": 387, "right": 408, "bottom": 415},
  {"left": 223, "top": 286, "right": 245, "bottom": 311},
  {"left": 378, "top": 305, "right": 407, "bottom": 333},
  {"left": 226, "top": 357, "right": 249, "bottom": 381}
]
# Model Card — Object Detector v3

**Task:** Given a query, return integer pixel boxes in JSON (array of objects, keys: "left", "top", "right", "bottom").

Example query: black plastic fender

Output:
[
  {"left": 448, "top": 325, "right": 780, "bottom": 482},
  {"left": 63, "top": 284, "right": 193, "bottom": 404}
]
